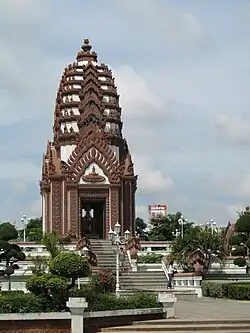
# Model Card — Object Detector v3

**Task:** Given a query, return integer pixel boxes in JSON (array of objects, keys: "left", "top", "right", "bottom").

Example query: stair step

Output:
[
  {"left": 101, "top": 323, "right": 250, "bottom": 331},
  {"left": 101, "top": 328, "right": 250, "bottom": 333},
  {"left": 135, "top": 319, "right": 250, "bottom": 325}
]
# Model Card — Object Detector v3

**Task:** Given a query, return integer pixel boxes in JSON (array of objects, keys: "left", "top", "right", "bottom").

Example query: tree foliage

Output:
[
  {"left": 49, "top": 252, "right": 90, "bottom": 282},
  {"left": 25, "top": 217, "right": 42, "bottom": 242},
  {"left": 135, "top": 217, "right": 148, "bottom": 240},
  {"left": 0, "top": 223, "right": 26, "bottom": 289},
  {"left": 26, "top": 251, "right": 91, "bottom": 310},
  {"left": 0, "top": 222, "right": 18, "bottom": 241},
  {"left": 42, "top": 232, "right": 61, "bottom": 258},
  {"left": 148, "top": 212, "right": 194, "bottom": 241},
  {"left": 170, "top": 225, "right": 225, "bottom": 272},
  {"left": 232, "top": 207, "right": 250, "bottom": 268}
]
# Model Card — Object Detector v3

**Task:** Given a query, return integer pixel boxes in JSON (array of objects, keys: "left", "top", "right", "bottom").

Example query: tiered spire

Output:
[
  {"left": 53, "top": 38, "right": 123, "bottom": 148},
  {"left": 76, "top": 39, "right": 97, "bottom": 62}
]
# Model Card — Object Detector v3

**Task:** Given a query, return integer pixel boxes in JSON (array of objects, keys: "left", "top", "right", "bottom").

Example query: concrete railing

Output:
[
  {"left": 173, "top": 275, "right": 203, "bottom": 297},
  {"left": 14, "top": 241, "right": 172, "bottom": 258}
]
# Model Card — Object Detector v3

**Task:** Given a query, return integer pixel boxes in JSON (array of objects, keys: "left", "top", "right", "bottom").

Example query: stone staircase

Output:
[
  {"left": 90, "top": 239, "right": 129, "bottom": 273},
  {"left": 119, "top": 271, "right": 197, "bottom": 299},
  {"left": 99, "top": 319, "right": 250, "bottom": 332},
  {"left": 88, "top": 240, "right": 197, "bottom": 299},
  {"left": 90, "top": 239, "right": 116, "bottom": 272}
]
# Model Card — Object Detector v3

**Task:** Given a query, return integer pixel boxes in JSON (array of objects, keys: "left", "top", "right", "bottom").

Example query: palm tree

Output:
[{"left": 42, "top": 232, "right": 62, "bottom": 258}]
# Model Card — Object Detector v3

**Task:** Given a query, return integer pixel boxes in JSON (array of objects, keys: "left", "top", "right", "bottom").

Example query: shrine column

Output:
[
  {"left": 51, "top": 180, "right": 62, "bottom": 233},
  {"left": 67, "top": 184, "right": 79, "bottom": 238}
]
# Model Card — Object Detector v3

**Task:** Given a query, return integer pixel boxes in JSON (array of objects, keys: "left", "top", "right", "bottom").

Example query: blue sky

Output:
[{"left": 1, "top": 0, "right": 250, "bottom": 226}]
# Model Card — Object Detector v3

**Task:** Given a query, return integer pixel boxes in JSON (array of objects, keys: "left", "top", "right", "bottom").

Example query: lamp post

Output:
[
  {"left": 172, "top": 228, "right": 180, "bottom": 238},
  {"left": 108, "top": 222, "right": 130, "bottom": 296},
  {"left": 178, "top": 215, "right": 188, "bottom": 239},
  {"left": 78, "top": 246, "right": 89, "bottom": 289},
  {"left": 206, "top": 218, "right": 217, "bottom": 234},
  {"left": 20, "top": 215, "right": 31, "bottom": 242}
]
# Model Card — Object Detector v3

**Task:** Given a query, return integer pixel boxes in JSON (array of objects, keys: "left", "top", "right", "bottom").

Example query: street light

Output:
[
  {"left": 108, "top": 222, "right": 131, "bottom": 296},
  {"left": 178, "top": 215, "right": 188, "bottom": 239},
  {"left": 206, "top": 218, "right": 217, "bottom": 234},
  {"left": 20, "top": 215, "right": 31, "bottom": 242},
  {"left": 172, "top": 228, "right": 180, "bottom": 238},
  {"left": 77, "top": 246, "right": 89, "bottom": 289}
]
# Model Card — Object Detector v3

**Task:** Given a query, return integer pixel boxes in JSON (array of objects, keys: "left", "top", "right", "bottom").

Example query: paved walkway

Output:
[{"left": 175, "top": 297, "right": 250, "bottom": 319}]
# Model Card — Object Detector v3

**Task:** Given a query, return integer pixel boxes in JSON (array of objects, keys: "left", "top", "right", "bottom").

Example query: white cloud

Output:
[
  {"left": 113, "top": 0, "right": 204, "bottom": 47},
  {"left": 135, "top": 155, "right": 173, "bottom": 194},
  {"left": 214, "top": 114, "right": 250, "bottom": 144},
  {"left": 114, "top": 66, "right": 162, "bottom": 118}
]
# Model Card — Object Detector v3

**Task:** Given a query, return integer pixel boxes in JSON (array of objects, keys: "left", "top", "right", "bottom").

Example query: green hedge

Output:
[
  {"left": 201, "top": 281, "right": 250, "bottom": 300},
  {"left": 0, "top": 293, "right": 42, "bottom": 313},
  {"left": 137, "top": 253, "right": 163, "bottom": 264},
  {"left": 0, "top": 289, "right": 161, "bottom": 313},
  {"left": 227, "top": 284, "right": 250, "bottom": 300},
  {"left": 70, "top": 287, "right": 161, "bottom": 311}
]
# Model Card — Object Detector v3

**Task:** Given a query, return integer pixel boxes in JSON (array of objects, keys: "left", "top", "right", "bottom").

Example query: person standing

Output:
[
  {"left": 167, "top": 261, "right": 174, "bottom": 289},
  {"left": 119, "top": 247, "right": 125, "bottom": 273}
]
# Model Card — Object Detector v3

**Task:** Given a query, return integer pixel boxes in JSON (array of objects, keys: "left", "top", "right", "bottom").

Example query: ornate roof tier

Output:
[{"left": 53, "top": 40, "right": 122, "bottom": 148}]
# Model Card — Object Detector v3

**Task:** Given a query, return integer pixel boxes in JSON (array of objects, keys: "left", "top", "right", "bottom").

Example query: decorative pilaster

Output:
[
  {"left": 44, "top": 192, "right": 50, "bottom": 233},
  {"left": 110, "top": 187, "right": 119, "bottom": 228},
  {"left": 69, "top": 186, "right": 79, "bottom": 237},
  {"left": 63, "top": 183, "right": 68, "bottom": 234},
  {"left": 51, "top": 181, "right": 62, "bottom": 233}
]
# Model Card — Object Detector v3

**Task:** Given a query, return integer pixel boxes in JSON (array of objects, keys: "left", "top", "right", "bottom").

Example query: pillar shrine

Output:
[{"left": 40, "top": 39, "right": 137, "bottom": 239}]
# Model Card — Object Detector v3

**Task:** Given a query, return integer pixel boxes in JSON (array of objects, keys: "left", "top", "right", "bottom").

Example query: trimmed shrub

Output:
[
  {"left": 90, "top": 269, "right": 115, "bottom": 293},
  {"left": 0, "top": 290, "right": 24, "bottom": 296},
  {"left": 201, "top": 281, "right": 229, "bottom": 298},
  {"left": 202, "top": 281, "right": 250, "bottom": 300},
  {"left": 230, "top": 235, "right": 243, "bottom": 246},
  {"left": 137, "top": 253, "right": 163, "bottom": 264},
  {"left": 231, "top": 246, "right": 246, "bottom": 257},
  {"left": 26, "top": 273, "right": 68, "bottom": 296},
  {"left": 0, "top": 293, "right": 42, "bottom": 313},
  {"left": 49, "top": 252, "right": 90, "bottom": 279},
  {"left": 233, "top": 257, "right": 246, "bottom": 267},
  {"left": 227, "top": 284, "right": 250, "bottom": 300},
  {"left": 69, "top": 287, "right": 161, "bottom": 311}
]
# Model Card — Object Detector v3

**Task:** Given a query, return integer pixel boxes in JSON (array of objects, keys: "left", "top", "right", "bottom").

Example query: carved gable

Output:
[
  {"left": 80, "top": 163, "right": 109, "bottom": 184},
  {"left": 68, "top": 131, "right": 120, "bottom": 183}
]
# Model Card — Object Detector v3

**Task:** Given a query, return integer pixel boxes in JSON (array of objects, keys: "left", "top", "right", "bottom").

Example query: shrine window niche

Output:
[{"left": 82, "top": 115, "right": 101, "bottom": 127}]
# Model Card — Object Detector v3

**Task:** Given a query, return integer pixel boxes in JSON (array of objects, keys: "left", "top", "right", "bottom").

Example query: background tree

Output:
[
  {"left": 18, "top": 217, "right": 43, "bottom": 242},
  {"left": 170, "top": 225, "right": 225, "bottom": 275},
  {"left": 135, "top": 217, "right": 148, "bottom": 240},
  {"left": 25, "top": 217, "right": 43, "bottom": 242},
  {"left": 148, "top": 212, "right": 193, "bottom": 241},
  {"left": 0, "top": 222, "right": 26, "bottom": 290},
  {"left": 231, "top": 206, "right": 250, "bottom": 268}
]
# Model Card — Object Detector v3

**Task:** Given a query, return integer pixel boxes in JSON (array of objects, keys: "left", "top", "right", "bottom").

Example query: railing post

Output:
[
  {"left": 158, "top": 292, "right": 177, "bottom": 318},
  {"left": 66, "top": 297, "right": 88, "bottom": 333}
]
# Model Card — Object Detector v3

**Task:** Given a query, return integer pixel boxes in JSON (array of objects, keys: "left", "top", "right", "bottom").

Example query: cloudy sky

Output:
[{"left": 1, "top": 0, "right": 250, "bottom": 226}]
